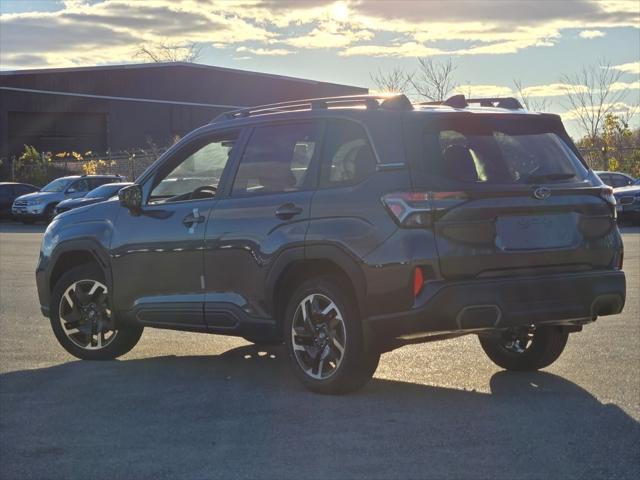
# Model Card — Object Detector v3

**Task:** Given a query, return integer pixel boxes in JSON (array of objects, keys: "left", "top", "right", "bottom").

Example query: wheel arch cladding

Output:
[
  {"left": 49, "top": 247, "right": 107, "bottom": 293},
  {"left": 272, "top": 258, "right": 362, "bottom": 329}
]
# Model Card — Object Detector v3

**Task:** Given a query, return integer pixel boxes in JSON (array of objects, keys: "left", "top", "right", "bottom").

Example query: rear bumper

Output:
[{"left": 364, "top": 270, "right": 625, "bottom": 345}]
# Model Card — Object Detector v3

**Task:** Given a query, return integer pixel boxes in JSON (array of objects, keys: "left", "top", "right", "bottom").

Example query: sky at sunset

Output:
[{"left": 1, "top": 0, "right": 639, "bottom": 135}]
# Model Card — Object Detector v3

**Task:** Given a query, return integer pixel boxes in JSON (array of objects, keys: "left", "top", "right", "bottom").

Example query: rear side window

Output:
[
  {"left": 320, "top": 120, "right": 376, "bottom": 187},
  {"left": 70, "top": 179, "right": 90, "bottom": 192},
  {"left": 232, "top": 123, "right": 318, "bottom": 195},
  {"left": 422, "top": 118, "right": 588, "bottom": 185}
]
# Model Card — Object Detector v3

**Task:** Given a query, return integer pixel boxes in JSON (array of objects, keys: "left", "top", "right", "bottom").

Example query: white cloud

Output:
[
  {"left": 340, "top": 42, "right": 445, "bottom": 57},
  {"left": 236, "top": 46, "right": 294, "bottom": 56},
  {"left": 611, "top": 80, "right": 640, "bottom": 91},
  {"left": 579, "top": 29, "right": 605, "bottom": 38},
  {"left": 561, "top": 101, "right": 636, "bottom": 121},
  {"left": 0, "top": 0, "right": 639, "bottom": 68},
  {"left": 613, "top": 61, "right": 640, "bottom": 75},
  {"left": 522, "top": 83, "right": 588, "bottom": 97},
  {"left": 453, "top": 84, "right": 514, "bottom": 97}
]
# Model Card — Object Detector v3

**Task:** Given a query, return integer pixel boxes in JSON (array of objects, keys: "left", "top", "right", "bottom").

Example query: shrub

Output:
[{"left": 14, "top": 145, "right": 48, "bottom": 185}]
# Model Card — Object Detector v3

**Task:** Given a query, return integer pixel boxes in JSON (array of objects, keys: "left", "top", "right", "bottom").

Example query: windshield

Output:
[
  {"left": 41, "top": 178, "right": 72, "bottom": 192},
  {"left": 421, "top": 118, "right": 588, "bottom": 185},
  {"left": 85, "top": 184, "right": 125, "bottom": 198}
]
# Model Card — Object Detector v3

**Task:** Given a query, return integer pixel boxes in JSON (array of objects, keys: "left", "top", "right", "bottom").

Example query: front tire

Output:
[
  {"left": 479, "top": 326, "right": 568, "bottom": 371},
  {"left": 50, "top": 265, "right": 143, "bottom": 360},
  {"left": 284, "top": 276, "right": 379, "bottom": 394}
]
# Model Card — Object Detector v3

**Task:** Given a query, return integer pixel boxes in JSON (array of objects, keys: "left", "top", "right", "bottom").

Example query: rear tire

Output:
[
  {"left": 50, "top": 264, "right": 143, "bottom": 360},
  {"left": 479, "top": 326, "right": 568, "bottom": 371},
  {"left": 284, "top": 275, "right": 380, "bottom": 394}
]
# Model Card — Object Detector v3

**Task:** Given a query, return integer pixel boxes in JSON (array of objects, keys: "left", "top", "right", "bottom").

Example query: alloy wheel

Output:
[
  {"left": 58, "top": 279, "right": 117, "bottom": 350},
  {"left": 291, "top": 293, "right": 347, "bottom": 380}
]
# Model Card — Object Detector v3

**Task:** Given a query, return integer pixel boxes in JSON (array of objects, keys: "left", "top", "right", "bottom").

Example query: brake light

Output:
[
  {"left": 381, "top": 191, "right": 467, "bottom": 227},
  {"left": 413, "top": 267, "right": 424, "bottom": 297}
]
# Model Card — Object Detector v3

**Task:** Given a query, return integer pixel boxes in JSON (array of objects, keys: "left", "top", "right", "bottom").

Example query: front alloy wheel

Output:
[
  {"left": 50, "top": 265, "right": 143, "bottom": 360},
  {"left": 58, "top": 279, "right": 117, "bottom": 350}
]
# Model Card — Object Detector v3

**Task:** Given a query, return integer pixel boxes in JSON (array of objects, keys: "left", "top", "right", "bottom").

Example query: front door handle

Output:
[
  {"left": 275, "top": 203, "right": 303, "bottom": 220},
  {"left": 183, "top": 208, "right": 205, "bottom": 228}
]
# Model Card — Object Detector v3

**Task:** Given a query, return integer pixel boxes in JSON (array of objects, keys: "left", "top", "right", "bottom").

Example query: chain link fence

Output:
[{"left": 3, "top": 145, "right": 639, "bottom": 186}]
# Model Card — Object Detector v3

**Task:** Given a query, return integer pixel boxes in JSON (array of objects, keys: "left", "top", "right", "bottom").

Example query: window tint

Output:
[
  {"left": 70, "top": 179, "right": 90, "bottom": 192},
  {"left": 598, "top": 174, "right": 612, "bottom": 186},
  {"left": 610, "top": 174, "right": 630, "bottom": 187},
  {"left": 424, "top": 126, "right": 587, "bottom": 184},
  {"left": 232, "top": 123, "right": 317, "bottom": 195},
  {"left": 320, "top": 120, "right": 376, "bottom": 187},
  {"left": 150, "top": 133, "right": 237, "bottom": 202}
]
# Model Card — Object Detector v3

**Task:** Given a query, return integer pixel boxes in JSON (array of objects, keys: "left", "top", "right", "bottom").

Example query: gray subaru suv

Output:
[{"left": 35, "top": 95, "right": 626, "bottom": 393}]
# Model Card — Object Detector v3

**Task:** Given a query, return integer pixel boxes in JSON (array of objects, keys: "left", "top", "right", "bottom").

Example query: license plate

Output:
[{"left": 496, "top": 214, "right": 576, "bottom": 250}]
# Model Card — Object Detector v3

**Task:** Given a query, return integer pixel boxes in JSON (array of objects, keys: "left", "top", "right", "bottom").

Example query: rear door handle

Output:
[
  {"left": 275, "top": 203, "right": 303, "bottom": 220},
  {"left": 183, "top": 207, "right": 205, "bottom": 229}
]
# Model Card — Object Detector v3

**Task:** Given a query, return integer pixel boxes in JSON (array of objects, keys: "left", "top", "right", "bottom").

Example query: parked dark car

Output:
[
  {"left": 54, "top": 182, "right": 133, "bottom": 215},
  {"left": 595, "top": 170, "right": 636, "bottom": 188},
  {"left": 613, "top": 184, "right": 640, "bottom": 224},
  {"left": 36, "top": 94, "right": 626, "bottom": 394},
  {"left": 12, "top": 174, "right": 123, "bottom": 223},
  {"left": 0, "top": 182, "right": 39, "bottom": 218}
]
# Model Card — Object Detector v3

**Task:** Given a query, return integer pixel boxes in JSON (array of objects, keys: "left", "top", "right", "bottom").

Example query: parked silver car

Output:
[{"left": 12, "top": 175, "right": 123, "bottom": 223}]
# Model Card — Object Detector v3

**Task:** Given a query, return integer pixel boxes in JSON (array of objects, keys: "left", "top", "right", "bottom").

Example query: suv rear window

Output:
[{"left": 422, "top": 117, "right": 588, "bottom": 185}]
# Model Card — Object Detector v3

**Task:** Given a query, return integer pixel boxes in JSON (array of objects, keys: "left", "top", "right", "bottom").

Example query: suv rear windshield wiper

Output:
[{"left": 526, "top": 172, "right": 576, "bottom": 183}]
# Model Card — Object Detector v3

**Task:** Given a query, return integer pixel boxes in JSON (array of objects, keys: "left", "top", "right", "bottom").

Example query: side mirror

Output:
[
  {"left": 118, "top": 184, "right": 142, "bottom": 212},
  {"left": 66, "top": 188, "right": 76, "bottom": 194}
]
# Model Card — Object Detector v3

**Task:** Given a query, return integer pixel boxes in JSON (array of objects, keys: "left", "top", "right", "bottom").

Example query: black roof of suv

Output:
[{"left": 36, "top": 94, "right": 625, "bottom": 394}]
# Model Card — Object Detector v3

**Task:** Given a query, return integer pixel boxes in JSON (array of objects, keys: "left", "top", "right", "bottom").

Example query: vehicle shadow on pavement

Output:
[{"left": 1, "top": 344, "right": 638, "bottom": 480}]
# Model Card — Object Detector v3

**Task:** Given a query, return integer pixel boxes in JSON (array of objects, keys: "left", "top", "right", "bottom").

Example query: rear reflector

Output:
[{"left": 413, "top": 267, "right": 425, "bottom": 297}]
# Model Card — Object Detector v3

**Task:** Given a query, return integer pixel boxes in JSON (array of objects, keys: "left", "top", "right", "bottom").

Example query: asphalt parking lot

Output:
[{"left": 0, "top": 221, "right": 638, "bottom": 480}]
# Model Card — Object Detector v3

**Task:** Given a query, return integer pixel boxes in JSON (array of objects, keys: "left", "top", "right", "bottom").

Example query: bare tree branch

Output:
[
  {"left": 135, "top": 40, "right": 203, "bottom": 63},
  {"left": 369, "top": 67, "right": 413, "bottom": 94},
  {"left": 409, "top": 57, "right": 458, "bottom": 102},
  {"left": 513, "top": 78, "right": 550, "bottom": 111},
  {"left": 560, "top": 60, "right": 626, "bottom": 145}
]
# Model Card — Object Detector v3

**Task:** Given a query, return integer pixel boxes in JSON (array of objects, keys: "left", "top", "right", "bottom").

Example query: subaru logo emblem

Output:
[{"left": 533, "top": 187, "right": 551, "bottom": 200}]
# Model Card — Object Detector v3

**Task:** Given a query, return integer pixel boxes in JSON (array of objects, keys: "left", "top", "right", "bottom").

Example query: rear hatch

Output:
[{"left": 408, "top": 113, "right": 619, "bottom": 279}]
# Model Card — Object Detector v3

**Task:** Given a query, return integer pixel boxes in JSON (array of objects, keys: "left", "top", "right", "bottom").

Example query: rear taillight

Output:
[
  {"left": 381, "top": 191, "right": 467, "bottom": 227},
  {"left": 599, "top": 186, "right": 618, "bottom": 219}
]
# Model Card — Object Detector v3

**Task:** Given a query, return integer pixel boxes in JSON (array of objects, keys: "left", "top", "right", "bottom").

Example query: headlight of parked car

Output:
[{"left": 28, "top": 198, "right": 42, "bottom": 205}]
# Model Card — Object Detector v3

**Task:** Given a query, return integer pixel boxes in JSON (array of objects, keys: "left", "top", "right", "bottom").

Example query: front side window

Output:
[
  {"left": 320, "top": 120, "right": 376, "bottom": 187},
  {"left": 149, "top": 133, "right": 237, "bottom": 203},
  {"left": 231, "top": 123, "right": 318, "bottom": 196}
]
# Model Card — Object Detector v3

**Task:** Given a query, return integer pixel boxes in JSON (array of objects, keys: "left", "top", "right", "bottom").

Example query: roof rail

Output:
[
  {"left": 211, "top": 94, "right": 413, "bottom": 123},
  {"left": 421, "top": 94, "right": 524, "bottom": 110}
]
